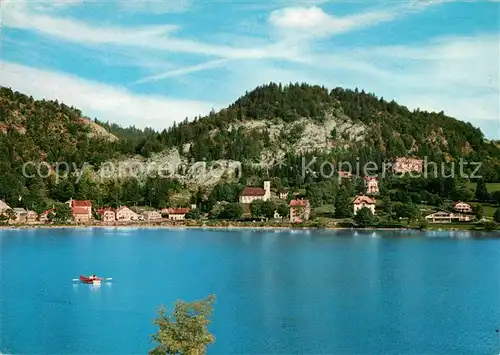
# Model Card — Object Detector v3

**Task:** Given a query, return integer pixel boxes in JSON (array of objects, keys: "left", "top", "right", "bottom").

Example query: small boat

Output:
[
  {"left": 74, "top": 275, "right": 112, "bottom": 284},
  {"left": 79, "top": 275, "right": 104, "bottom": 284}
]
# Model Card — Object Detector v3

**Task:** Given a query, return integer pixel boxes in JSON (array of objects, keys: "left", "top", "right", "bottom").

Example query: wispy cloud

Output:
[
  {"left": 135, "top": 59, "right": 230, "bottom": 84},
  {"left": 0, "top": 61, "right": 216, "bottom": 128},
  {"left": 118, "top": 0, "right": 192, "bottom": 13},
  {"left": 3, "top": 3, "right": 178, "bottom": 44},
  {"left": 2, "top": 1, "right": 296, "bottom": 60},
  {"left": 269, "top": 1, "right": 443, "bottom": 38}
]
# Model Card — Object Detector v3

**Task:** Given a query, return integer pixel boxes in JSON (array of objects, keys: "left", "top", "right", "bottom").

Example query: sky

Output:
[{"left": 1, "top": 0, "right": 499, "bottom": 138}]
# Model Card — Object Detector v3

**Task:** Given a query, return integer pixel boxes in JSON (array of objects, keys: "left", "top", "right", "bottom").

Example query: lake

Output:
[{"left": 1, "top": 228, "right": 499, "bottom": 354}]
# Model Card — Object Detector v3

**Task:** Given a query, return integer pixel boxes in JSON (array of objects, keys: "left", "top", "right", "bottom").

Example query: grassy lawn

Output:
[
  {"left": 482, "top": 204, "right": 497, "bottom": 218},
  {"left": 466, "top": 182, "right": 500, "bottom": 192},
  {"left": 314, "top": 204, "right": 334, "bottom": 214}
]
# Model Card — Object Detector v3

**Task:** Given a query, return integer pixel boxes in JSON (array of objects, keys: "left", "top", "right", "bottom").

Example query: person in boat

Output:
[{"left": 89, "top": 274, "right": 96, "bottom": 280}]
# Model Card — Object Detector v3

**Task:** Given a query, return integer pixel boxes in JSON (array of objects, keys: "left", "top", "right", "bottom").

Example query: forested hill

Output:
[
  {"left": 1, "top": 83, "right": 500, "bottom": 210},
  {"left": 0, "top": 87, "right": 123, "bottom": 164},
  {"left": 0, "top": 87, "right": 125, "bottom": 206},
  {"left": 157, "top": 83, "right": 499, "bottom": 164}
]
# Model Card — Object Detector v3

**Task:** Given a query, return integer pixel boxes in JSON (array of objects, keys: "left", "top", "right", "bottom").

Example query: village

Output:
[{"left": 0, "top": 157, "right": 493, "bottom": 229}]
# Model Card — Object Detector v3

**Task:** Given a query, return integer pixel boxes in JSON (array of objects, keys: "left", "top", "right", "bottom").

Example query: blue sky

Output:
[{"left": 2, "top": 0, "right": 499, "bottom": 138}]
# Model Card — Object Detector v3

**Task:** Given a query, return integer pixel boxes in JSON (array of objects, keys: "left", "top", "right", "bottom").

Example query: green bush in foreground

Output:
[{"left": 150, "top": 295, "right": 215, "bottom": 355}]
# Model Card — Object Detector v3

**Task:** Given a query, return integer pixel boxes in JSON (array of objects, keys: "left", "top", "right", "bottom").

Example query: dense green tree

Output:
[
  {"left": 262, "top": 200, "right": 277, "bottom": 219},
  {"left": 475, "top": 180, "right": 490, "bottom": 201},
  {"left": 334, "top": 189, "right": 352, "bottom": 218},
  {"left": 150, "top": 295, "right": 215, "bottom": 355},
  {"left": 185, "top": 209, "right": 202, "bottom": 220},
  {"left": 393, "top": 202, "right": 420, "bottom": 223},
  {"left": 473, "top": 204, "right": 484, "bottom": 220},
  {"left": 276, "top": 202, "right": 289, "bottom": 219},
  {"left": 382, "top": 196, "right": 393, "bottom": 214},
  {"left": 451, "top": 187, "right": 474, "bottom": 202},
  {"left": 53, "top": 203, "right": 72, "bottom": 222},
  {"left": 494, "top": 208, "right": 500, "bottom": 223},
  {"left": 250, "top": 200, "right": 264, "bottom": 218},
  {"left": 354, "top": 207, "right": 374, "bottom": 226},
  {"left": 491, "top": 190, "right": 500, "bottom": 206},
  {"left": 219, "top": 203, "right": 243, "bottom": 220}
]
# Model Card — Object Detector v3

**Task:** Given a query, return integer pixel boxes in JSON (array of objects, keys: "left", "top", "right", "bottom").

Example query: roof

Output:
[
  {"left": 364, "top": 176, "right": 378, "bottom": 181},
  {"left": 289, "top": 199, "right": 309, "bottom": 207},
  {"left": 13, "top": 208, "right": 27, "bottom": 214},
  {"left": 115, "top": 206, "right": 134, "bottom": 213},
  {"left": 97, "top": 207, "right": 115, "bottom": 215},
  {"left": 426, "top": 211, "right": 455, "bottom": 217},
  {"left": 338, "top": 171, "right": 352, "bottom": 177},
  {"left": 72, "top": 207, "right": 89, "bottom": 215},
  {"left": 165, "top": 207, "right": 191, "bottom": 214},
  {"left": 0, "top": 200, "right": 11, "bottom": 211},
  {"left": 454, "top": 201, "right": 470, "bottom": 206},
  {"left": 395, "top": 157, "right": 423, "bottom": 163},
  {"left": 240, "top": 187, "right": 266, "bottom": 197},
  {"left": 70, "top": 200, "right": 92, "bottom": 207},
  {"left": 352, "top": 195, "right": 376, "bottom": 205},
  {"left": 41, "top": 208, "right": 55, "bottom": 216},
  {"left": 143, "top": 210, "right": 161, "bottom": 215}
]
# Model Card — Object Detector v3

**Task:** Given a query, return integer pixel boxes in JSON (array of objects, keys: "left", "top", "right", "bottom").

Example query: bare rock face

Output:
[
  {"left": 229, "top": 113, "right": 366, "bottom": 168},
  {"left": 96, "top": 112, "right": 365, "bottom": 187},
  {"left": 81, "top": 117, "right": 118, "bottom": 141},
  {"left": 96, "top": 148, "right": 241, "bottom": 186}
]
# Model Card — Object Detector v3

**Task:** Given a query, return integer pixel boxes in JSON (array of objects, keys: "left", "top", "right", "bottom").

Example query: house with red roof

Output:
[
  {"left": 66, "top": 198, "right": 92, "bottom": 222},
  {"left": 453, "top": 201, "right": 472, "bottom": 214},
  {"left": 352, "top": 195, "right": 376, "bottom": 215},
  {"left": 72, "top": 207, "right": 91, "bottom": 223},
  {"left": 39, "top": 208, "right": 55, "bottom": 223},
  {"left": 289, "top": 199, "right": 311, "bottom": 223},
  {"left": 364, "top": 176, "right": 379, "bottom": 194},
  {"left": 338, "top": 171, "right": 352, "bottom": 178},
  {"left": 239, "top": 181, "right": 271, "bottom": 204}
]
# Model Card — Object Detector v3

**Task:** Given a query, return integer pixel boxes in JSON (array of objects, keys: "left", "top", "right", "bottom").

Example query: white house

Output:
[
  {"left": 239, "top": 181, "right": 271, "bottom": 204},
  {"left": 425, "top": 211, "right": 472, "bottom": 223},
  {"left": 453, "top": 201, "right": 472, "bottom": 213},
  {"left": 142, "top": 210, "right": 162, "bottom": 221},
  {"left": 364, "top": 176, "right": 379, "bottom": 194},
  {"left": 11, "top": 208, "right": 36, "bottom": 224},
  {"left": 115, "top": 206, "right": 139, "bottom": 221},
  {"left": 278, "top": 190, "right": 289, "bottom": 199},
  {"left": 98, "top": 207, "right": 116, "bottom": 222},
  {"left": 352, "top": 195, "right": 376, "bottom": 215},
  {"left": 26, "top": 210, "right": 38, "bottom": 224}
]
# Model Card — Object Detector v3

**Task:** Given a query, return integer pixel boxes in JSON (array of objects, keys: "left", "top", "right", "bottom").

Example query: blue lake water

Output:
[{"left": 1, "top": 228, "right": 499, "bottom": 354}]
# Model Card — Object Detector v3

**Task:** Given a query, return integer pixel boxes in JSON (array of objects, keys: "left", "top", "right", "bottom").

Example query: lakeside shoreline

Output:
[{"left": 0, "top": 220, "right": 498, "bottom": 235}]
